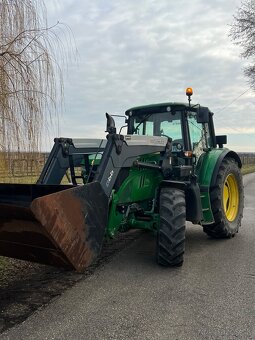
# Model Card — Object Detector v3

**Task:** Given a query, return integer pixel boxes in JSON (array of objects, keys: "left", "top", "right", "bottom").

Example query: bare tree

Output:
[
  {"left": 0, "top": 0, "right": 70, "bottom": 154},
  {"left": 230, "top": 0, "right": 255, "bottom": 89}
]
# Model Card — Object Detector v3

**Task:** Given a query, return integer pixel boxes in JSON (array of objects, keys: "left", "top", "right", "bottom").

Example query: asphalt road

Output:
[{"left": 1, "top": 173, "right": 255, "bottom": 340}]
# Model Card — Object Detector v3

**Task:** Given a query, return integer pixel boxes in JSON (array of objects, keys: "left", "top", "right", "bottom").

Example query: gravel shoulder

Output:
[{"left": 0, "top": 230, "right": 143, "bottom": 333}]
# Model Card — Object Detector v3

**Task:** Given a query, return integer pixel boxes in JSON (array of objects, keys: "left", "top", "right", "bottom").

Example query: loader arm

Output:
[
  {"left": 37, "top": 138, "right": 107, "bottom": 185},
  {"left": 94, "top": 134, "right": 169, "bottom": 197}
]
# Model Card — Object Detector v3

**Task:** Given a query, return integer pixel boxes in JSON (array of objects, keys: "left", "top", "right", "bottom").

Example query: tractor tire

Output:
[
  {"left": 203, "top": 157, "right": 244, "bottom": 238},
  {"left": 156, "top": 187, "right": 186, "bottom": 266}
]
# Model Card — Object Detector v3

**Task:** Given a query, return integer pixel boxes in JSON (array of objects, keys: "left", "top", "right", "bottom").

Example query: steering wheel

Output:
[{"left": 172, "top": 139, "right": 184, "bottom": 152}]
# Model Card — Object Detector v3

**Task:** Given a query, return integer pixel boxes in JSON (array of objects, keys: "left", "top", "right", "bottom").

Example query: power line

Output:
[{"left": 216, "top": 87, "right": 252, "bottom": 114}]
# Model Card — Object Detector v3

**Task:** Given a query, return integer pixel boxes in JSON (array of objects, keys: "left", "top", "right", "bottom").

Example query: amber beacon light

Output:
[
  {"left": 186, "top": 87, "right": 193, "bottom": 105},
  {"left": 186, "top": 87, "right": 193, "bottom": 96}
]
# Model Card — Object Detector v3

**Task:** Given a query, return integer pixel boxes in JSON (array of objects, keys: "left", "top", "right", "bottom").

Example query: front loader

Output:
[{"left": 0, "top": 89, "right": 244, "bottom": 271}]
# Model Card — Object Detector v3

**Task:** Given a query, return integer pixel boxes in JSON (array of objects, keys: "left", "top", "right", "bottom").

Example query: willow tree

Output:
[
  {"left": 0, "top": 0, "right": 67, "bottom": 155},
  {"left": 230, "top": 0, "right": 255, "bottom": 89}
]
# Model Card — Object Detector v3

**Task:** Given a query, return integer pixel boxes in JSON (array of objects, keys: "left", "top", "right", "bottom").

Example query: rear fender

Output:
[
  {"left": 196, "top": 148, "right": 242, "bottom": 224},
  {"left": 196, "top": 149, "right": 242, "bottom": 188},
  {"left": 210, "top": 150, "right": 242, "bottom": 187}
]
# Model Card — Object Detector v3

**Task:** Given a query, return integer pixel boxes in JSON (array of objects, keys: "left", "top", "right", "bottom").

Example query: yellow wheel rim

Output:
[{"left": 223, "top": 174, "right": 239, "bottom": 222}]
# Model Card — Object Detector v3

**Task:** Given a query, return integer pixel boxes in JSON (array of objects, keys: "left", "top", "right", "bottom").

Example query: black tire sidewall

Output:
[
  {"left": 207, "top": 158, "right": 244, "bottom": 237},
  {"left": 156, "top": 187, "right": 186, "bottom": 266},
  {"left": 219, "top": 159, "right": 243, "bottom": 232}
]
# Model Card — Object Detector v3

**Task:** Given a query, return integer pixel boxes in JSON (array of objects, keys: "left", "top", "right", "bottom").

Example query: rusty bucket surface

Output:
[{"left": 0, "top": 182, "right": 108, "bottom": 271}]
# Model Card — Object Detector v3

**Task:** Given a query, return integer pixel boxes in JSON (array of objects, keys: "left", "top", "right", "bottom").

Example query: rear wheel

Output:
[
  {"left": 156, "top": 187, "right": 186, "bottom": 266},
  {"left": 203, "top": 157, "right": 244, "bottom": 238}
]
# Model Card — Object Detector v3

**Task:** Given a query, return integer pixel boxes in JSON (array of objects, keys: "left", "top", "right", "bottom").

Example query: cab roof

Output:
[{"left": 125, "top": 102, "right": 211, "bottom": 116}]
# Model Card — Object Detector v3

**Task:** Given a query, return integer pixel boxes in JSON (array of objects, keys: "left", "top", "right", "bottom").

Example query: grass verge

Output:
[{"left": 241, "top": 164, "right": 255, "bottom": 175}]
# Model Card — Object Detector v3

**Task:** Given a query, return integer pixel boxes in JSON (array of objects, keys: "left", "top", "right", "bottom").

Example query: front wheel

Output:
[
  {"left": 156, "top": 187, "right": 186, "bottom": 266},
  {"left": 203, "top": 157, "right": 244, "bottom": 238}
]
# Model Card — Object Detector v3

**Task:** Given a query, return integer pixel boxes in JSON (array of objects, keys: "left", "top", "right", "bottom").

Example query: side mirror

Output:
[
  {"left": 197, "top": 107, "right": 209, "bottom": 123},
  {"left": 105, "top": 112, "right": 116, "bottom": 134},
  {"left": 216, "top": 135, "right": 227, "bottom": 148}
]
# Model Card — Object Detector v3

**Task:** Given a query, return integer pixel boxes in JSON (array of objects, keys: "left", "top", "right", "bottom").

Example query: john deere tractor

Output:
[{"left": 0, "top": 89, "right": 244, "bottom": 270}]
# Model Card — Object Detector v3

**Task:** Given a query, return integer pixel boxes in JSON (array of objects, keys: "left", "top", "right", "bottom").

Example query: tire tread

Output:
[
  {"left": 203, "top": 157, "right": 244, "bottom": 238},
  {"left": 156, "top": 187, "right": 186, "bottom": 266}
]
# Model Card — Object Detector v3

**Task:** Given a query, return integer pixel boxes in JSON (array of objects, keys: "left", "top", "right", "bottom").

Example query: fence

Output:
[
  {"left": 0, "top": 152, "right": 48, "bottom": 183},
  {"left": 238, "top": 153, "right": 255, "bottom": 166},
  {"left": 0, "top": 151, "right": 254, "bottom": 183}
]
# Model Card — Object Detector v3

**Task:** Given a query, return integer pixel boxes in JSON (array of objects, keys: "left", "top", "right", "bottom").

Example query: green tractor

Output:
[{"left": 0, "top": 89, "right": 244, "bottom": 270}]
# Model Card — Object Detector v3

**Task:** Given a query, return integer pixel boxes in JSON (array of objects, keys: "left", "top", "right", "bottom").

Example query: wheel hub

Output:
[{"left": 223, "top": 173, "right": 239, "bottom": 222}]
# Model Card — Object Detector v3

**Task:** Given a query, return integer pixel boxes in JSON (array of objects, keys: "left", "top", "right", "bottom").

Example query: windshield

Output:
[{"left": 129, "top": 111, "right": 183, "bottom": 141}]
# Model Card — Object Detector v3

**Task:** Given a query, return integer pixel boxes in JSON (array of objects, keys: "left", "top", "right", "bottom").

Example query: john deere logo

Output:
[{"left": 106, "top": 170, "right": 114, "bottom": 187}]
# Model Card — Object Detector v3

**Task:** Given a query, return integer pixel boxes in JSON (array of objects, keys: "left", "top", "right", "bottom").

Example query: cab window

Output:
[
  {"left": 131, "top": 111, "right": 183, "bottom": 142},
  {"left": 187, "top": 111, "right": 212, "bottom": 157}
]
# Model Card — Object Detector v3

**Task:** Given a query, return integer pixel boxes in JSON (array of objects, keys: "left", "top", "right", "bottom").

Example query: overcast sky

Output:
[{"left": 44, "top": 0, "right": 255, "bottom": 152}]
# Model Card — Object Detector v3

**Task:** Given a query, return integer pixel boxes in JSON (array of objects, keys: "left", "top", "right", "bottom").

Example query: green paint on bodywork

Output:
[
  {"left": 106, "top": 141, "right": 230, "bottom": 234},
  {"left": 106, "top": 154, "right": 163, "bottom": 237},
  {"left": 199, "top": 191, "right": 214, "bottom": 224},
  {"left": 195, "top": 148, "right": 228, "bottom": 224}
]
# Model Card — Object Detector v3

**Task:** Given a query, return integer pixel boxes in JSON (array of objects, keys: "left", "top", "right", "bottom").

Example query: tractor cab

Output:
[{"left": 125, "top": 102, "right": 217, "bottom": 163}]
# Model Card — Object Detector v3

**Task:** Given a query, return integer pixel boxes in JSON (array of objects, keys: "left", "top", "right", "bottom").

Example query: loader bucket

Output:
[{"left": 0, "top": 181, "right": 108, "bottom": 271}]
